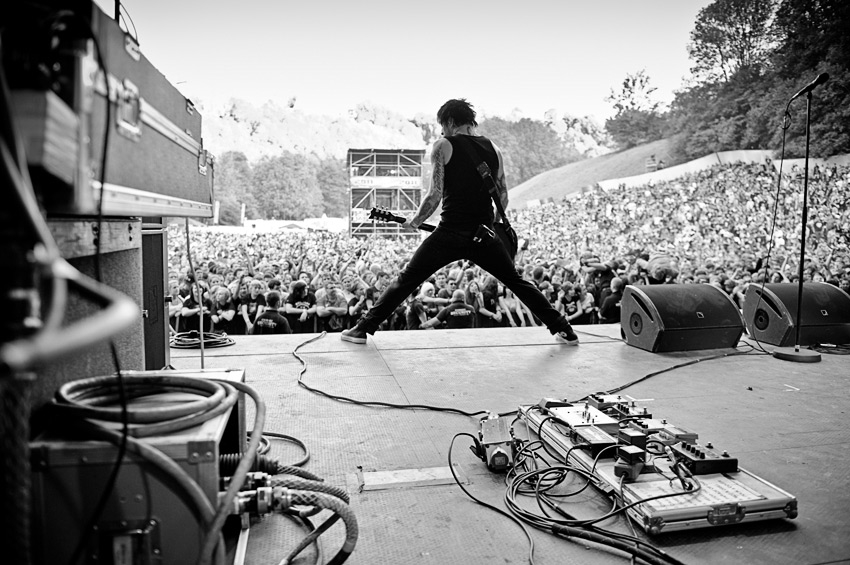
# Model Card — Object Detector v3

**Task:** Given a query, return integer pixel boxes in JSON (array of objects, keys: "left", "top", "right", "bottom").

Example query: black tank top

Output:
[{"left": 440, "top": 135, "right": 500, "bottom": 230}]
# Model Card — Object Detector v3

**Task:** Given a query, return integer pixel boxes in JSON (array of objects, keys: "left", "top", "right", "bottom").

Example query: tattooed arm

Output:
[
  {"left": 411, "top": 138, "right": 449, "bottom": 229},
  {"left": 492, "top": 141, "right": 509, "bottom": 210}
]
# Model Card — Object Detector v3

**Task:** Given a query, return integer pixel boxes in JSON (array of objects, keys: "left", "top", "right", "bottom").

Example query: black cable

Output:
[
  {"left": 278, "top": 514, "right": 321, "bottom": 565},
  {"left": 580, "top": 347, "right": 765, "bottom": 401},
  {"left": 117, "top": 3, "right": 139, "bottom": 43},
  {"left": 504, "top": 464, "right": 696, "bottom": 565},
  {"left": 747, "top": 103, "right": 796, "bottom": 354},
  {"left": 509, "top": 417, "right": 692, "bottom": 565},
  {"left": 449, "top": 433, "right": 535, "bottom": 565},
  {"left": 293, "top": 332, "right": 488, "bottom": 418},
  {"left": 259, "top": 430, "right": 311, "bottom": 467}
]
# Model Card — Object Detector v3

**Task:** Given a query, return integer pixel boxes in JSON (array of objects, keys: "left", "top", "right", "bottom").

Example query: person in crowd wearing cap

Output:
[
  {"left": 420, "top": 289, "right": 476, "bottom": 329},
  {"left": 341, "top": 98, "right": 579, "bottom": 345},
  {"left": 284, "top": 280, "right": 317, "bottom": 333}
]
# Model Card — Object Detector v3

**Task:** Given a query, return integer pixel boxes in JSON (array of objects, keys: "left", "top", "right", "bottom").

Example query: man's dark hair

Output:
[
  {"left": 437, "top": 99, "right": 477, "bottom": 127},
  {"left": 266, "top": 291, "right": 281, "bottom": 309}
]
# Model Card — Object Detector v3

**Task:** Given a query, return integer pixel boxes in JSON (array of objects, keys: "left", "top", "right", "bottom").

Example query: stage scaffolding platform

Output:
[{"left": 171, "top": 325, "right": 850, "bottom": 565}]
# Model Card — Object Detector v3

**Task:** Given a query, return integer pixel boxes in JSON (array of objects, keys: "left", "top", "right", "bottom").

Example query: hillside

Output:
[
  {"left": 507, "top": 138, "right": 676, "bottom": 209},
  {"left": 197, "top": 97, "right": 613, "bottom": 166},
  {"left": 197, "top": 98, "right": 429, "bottom": 161}
]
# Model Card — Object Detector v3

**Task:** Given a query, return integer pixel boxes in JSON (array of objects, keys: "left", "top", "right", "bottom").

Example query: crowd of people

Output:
[{"left": 167, "top": 161, "right": 850, "bottom": 336}]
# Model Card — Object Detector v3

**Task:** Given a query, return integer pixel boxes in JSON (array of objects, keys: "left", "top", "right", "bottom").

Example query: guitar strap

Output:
[{"left": 452, "top": 135, "right": 513, "bottom": 229}]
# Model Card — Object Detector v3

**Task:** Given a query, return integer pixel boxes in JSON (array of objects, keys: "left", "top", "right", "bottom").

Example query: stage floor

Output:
[{"left": 171, "top": 325, "right": 850, "bottom": 565}]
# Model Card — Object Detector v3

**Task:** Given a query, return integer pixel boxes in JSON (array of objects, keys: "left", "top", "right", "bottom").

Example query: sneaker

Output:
[
  {"left": 555, "top": 327, "right": 579, "bottom": 346},
  {"left": 341, "top": 326, "right": 368, "bottom": 344}
]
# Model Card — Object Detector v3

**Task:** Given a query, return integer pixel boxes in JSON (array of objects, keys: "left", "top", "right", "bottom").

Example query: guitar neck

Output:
[{"left": 371, "top": 208, "right": 436, "bottom": 233}]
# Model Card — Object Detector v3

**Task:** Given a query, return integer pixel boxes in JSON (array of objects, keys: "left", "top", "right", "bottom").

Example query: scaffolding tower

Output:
[{"left": 348, "top": 148, "right": 427, "bottom": 237}]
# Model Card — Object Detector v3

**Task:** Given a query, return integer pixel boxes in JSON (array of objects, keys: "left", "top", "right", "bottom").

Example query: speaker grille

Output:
[
  {"left": 630, "top": 313, "right": 643, "bottom": 335},
  {"left": 754, "top": 308, "right": 770, "bottom": 331}
]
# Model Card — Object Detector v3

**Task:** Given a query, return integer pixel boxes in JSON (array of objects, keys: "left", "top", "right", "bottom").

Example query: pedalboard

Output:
[{"left": 517, "top": 396, "right": 797, "bottom": 534}]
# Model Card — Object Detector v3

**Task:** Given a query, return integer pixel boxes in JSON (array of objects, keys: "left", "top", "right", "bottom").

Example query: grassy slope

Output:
[{"left": 507, "top": 138, "right": 676, "bottom": 209}]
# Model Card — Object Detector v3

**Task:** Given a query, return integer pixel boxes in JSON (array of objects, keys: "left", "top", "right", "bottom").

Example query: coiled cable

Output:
[{"left": 170, "top": 331, "right": 235, "bottom": 349}]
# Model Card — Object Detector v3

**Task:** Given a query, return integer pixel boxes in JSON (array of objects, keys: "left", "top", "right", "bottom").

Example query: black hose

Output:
[
  {"left": 272, "top": 477, "right": 351, "bottom": 565},
  {"left": 551, "top": 523, "right": 675, "bottom": 565},
  {"left": 279, "top": 489, "right": 358, "bottom": 565},
  {"left": 272, "top": 477, "right": 349, "bottom": 504},
  {"left": 200, "top": 379, "right": 266, "bottom": 564},
  {"left": 278, "top": 465, "right": 323, "bottom": 482},
  {"left": 219, "top": 453, "right": 280, "bottom": 476}
]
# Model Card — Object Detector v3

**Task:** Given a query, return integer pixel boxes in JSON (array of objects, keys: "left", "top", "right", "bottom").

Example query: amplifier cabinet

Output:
[
  {"left": 743, "top": 282, "right": 850, "bottom": 346},
  {"left": 621, "top": 284, "right": 745, "bottom": 352}
]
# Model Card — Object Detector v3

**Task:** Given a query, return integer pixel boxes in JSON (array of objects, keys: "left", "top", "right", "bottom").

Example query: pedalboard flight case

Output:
[{"left": 519, "top": 403, "right": 797, "bottom": 534}]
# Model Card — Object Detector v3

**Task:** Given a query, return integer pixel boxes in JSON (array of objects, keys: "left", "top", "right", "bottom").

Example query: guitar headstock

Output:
[{"left": 369, "top": 206, "right": 405, "bottom": 224}]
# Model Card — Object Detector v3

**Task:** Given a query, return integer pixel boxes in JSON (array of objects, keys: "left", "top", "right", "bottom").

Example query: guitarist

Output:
[{"left": 342, "top": 98, "right": 579, "bottom": 346}]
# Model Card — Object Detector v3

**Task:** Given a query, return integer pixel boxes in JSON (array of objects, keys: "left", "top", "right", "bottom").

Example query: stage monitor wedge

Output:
[
  {"left": 621, "top": 284, "right": 745, "bottom": 353},
  {"left": 743, "top": 282, "right": 850, "bottom": 346}
]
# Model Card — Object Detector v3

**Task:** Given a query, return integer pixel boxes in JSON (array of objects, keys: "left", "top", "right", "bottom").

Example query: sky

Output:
[{"left": 95, "top": 0, "right": 713, "bottom": 122}]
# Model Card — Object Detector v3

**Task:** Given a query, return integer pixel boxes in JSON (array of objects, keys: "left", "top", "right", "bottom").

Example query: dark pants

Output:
[{"left": 358, "top": 226, "right": 571, "bottom": 335}]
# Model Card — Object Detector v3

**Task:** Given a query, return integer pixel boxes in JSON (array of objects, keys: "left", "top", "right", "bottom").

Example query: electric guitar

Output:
[{"left": 368, "top": 207, "right": 520, "bottom": 261}]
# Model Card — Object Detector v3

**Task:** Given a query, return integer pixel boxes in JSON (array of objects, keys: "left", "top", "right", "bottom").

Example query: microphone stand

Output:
[{"left": 773, "top": 90, "right": 821, "bottom": 363}]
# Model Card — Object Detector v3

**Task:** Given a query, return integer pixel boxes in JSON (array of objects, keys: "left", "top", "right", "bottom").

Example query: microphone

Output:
[{"left": 790, "top": 73, "right": 829, "bottom": 101}]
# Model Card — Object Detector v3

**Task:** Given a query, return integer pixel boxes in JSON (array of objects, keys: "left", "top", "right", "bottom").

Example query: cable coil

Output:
[{"left": 170, "top": 331, "right": 235, "bottom": 349}]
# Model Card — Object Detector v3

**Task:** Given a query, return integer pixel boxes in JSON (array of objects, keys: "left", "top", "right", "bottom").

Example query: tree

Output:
[
  {"left": 688, "top": 0, "right": 778, "bottom": 83},
  {"left": 770, "top": 0, "right": 850, "bottom": 157},
  {"left": 478, "top": 117, "right": 569, "bottom": 187},
  {"left": 252, "top": 152, "right": 323, "bottom": 220},
  {"left": 669, "top": 0, "right": 850, "bottom": 160},
  {"left": 214, "top": 151, "right": 256, "bottom": 225},
  {"left": 604, "top": 70, "right": 666, "bottom": 149},
  {"left": 315, "top": 157, "right": 349, "bottom": 217}
]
